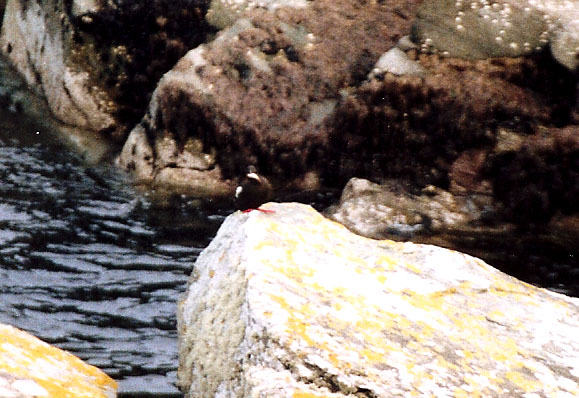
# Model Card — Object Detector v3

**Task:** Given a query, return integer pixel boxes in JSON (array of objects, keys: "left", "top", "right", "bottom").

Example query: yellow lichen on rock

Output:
[
  {"left": 178, "top": 202, "right": 579, "bottom": 398},
  {"left": 0, "top": 324, "right": 117, "bottom": 398}
]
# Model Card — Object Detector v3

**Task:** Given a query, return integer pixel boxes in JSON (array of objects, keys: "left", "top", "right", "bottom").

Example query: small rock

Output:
[
  {"left": 369, "top": 47, "right": 427, "bottom": 79},
  {"left": 325, "top": 177, "right": 482, "bottom": 240}
]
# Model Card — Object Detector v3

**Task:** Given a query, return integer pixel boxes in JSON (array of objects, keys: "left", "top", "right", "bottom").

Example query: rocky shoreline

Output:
[{"left": 0, "top": 0, "right": 577, "bottom": 396}]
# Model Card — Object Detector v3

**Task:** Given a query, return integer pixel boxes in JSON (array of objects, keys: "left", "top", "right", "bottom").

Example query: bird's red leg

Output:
[
  {"left": 242, "top": 208, "right": 276, "bottom": 214},
  {"left": 257, "top": 208, "right": 276, "bottom": 214}
]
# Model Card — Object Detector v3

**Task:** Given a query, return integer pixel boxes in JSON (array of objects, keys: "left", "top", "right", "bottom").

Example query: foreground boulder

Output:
[
  {"left": 0, "top": 323, "right": 117, "bottom": 398},
  {"left": 177, "top": 202, "right": 579, "bottom": 398}
]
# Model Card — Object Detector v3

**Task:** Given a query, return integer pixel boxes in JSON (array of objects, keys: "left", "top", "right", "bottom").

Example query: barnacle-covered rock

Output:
[
  {"left": 411, "top": 0, "right": 579, "bottom": 72},
  {"left": 368, "top": 47, "right": 427, "bottom": 79},
  {"left": 411, "top": 0, "right": 549, "bottom": 59},
  {"left": 206, "top": 0, "right": 308, "bottom": 29}
]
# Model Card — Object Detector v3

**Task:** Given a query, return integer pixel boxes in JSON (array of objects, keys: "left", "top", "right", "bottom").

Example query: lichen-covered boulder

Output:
[
  {"left": 0, "top": 0, "right": 210, "bottom": 138},
  {"left": 0, "top": 323, "right": 117, "bottom": 398},
  {"left": 177, "top": 202, "right": 579, "bottom": 398}
]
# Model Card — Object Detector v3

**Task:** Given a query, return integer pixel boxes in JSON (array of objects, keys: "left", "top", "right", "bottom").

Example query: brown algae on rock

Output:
[{"left": 411, "top": 0, "right": 551, "bottom": 59}]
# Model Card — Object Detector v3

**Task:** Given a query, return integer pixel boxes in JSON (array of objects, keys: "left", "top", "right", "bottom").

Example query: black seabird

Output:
[{"left": 234, "top": 166, "right": 274, "bottom": 213}]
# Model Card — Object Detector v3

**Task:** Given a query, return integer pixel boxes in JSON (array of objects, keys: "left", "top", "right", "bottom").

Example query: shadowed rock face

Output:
[
  {"left": 483, "top": 126, "right": 579, "bottom": 224},
  {"left": 329, "top": 51, "right": 577, "bottom": 188},
  {"left": 118, "top": 0, "right": 423, "bottom": 190}
]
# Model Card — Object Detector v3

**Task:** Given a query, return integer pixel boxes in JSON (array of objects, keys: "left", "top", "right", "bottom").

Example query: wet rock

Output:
[
  {"left": 0, "top": 0, "right": 210, "bottom": 139},
  {"left": 325, "top": 177, "right": 489, "bottom": 240},
  {"left": 483, "top": 126, "right": 579, "bottom": 224},
  {"left": 178, "top": 202, "right": 579, "bottom": 398},
  {"left": 116, "top": 123, "right": 234, "bottom": 197},
  {"left": 0, "top": 323, "right": 117, "bottom": 398},
  {"left": 531, "top": 0, "right": 579, "bottom": 73},
  {"left": 118, "top": 0, "right": 421, "bottom": 191},
  {"left": 448, "top": 149, "right": 491, "bottom": 194}
]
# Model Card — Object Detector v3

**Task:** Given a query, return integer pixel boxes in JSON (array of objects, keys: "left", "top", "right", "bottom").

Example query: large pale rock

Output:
[
  {"left": 0, "top": 324, "right": 117, "bottom": 398},
  {"left": 177, "top": 202, "right": 579, "bottom": 398}
]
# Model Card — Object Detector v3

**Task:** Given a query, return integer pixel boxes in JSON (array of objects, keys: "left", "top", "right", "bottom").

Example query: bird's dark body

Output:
[{"left": 234, "top": 166, "right": 273, "bottom": 211}]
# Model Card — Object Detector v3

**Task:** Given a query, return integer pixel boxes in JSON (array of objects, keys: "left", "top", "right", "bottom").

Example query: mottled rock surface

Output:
[
  {"left": 0, "top": 0, "right": 209, "bottom": 138},
  {"left": 0, "top": 323, "right": 117, "bottom": 398},
  {"left": 178, "top": 202, "right": 579, "bottom": 398},
  {"left": 334, "top": 49, "right": 576, "bottom": 189},
  {"left": 206, "top": 0, "right": 308, "bottom": 30},
  {"left": 118, "top": 0, "right": 576, "bottom": 204},
  {"left": 325, "top": 177, "right": 579, "bottom": 296}
]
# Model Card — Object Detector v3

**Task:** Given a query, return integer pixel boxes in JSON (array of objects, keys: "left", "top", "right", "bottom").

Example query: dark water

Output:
[{"left": 0, "top": 109, "right": 231, "bottom": 396}]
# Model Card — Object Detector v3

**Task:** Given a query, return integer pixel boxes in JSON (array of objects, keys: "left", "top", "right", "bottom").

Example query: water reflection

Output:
[{"left": 0, "top": 117, "right": 227, "bottom": 396}]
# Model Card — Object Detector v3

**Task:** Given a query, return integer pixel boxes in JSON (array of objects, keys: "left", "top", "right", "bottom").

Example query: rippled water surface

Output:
[{"left": 0, "top": 110, "right": 231, "bottom": 396}]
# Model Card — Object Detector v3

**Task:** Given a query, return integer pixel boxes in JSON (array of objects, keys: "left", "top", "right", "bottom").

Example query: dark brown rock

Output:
[
  {"left": 449, "top": 149, "right": 491, "bottom": 195},
  {"left": 109, "top": 0, "right": 577, "bottom": 216},
  {"left": 483, "top": 126, "right": 579, "bottom": 224},
  {"left": 118, "top": 0, "right": 422, "bottom": 191},
  {"left": 329, "top": 51, "right": 577, "bottom": 188}
]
